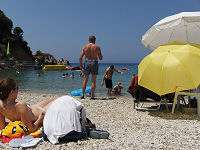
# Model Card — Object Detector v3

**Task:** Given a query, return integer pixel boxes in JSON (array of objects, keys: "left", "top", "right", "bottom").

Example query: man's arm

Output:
[
  {"left": 101, "top": 68, "right": 109, "bottom": 86},
  {"left": 16, "top": 102, "right": 44, "bottom": 132},
  {"left": 101, "top": 73, "right": 106, "bottom": 86},
  {"left": 114, "top": 68, "right": 124, "bottom": 75},
  {"left": 98, "top": 47, "right": 103, "bottom": 60},
  {"left": 79, "top": 49, "right": 85, "bottom": 70}
]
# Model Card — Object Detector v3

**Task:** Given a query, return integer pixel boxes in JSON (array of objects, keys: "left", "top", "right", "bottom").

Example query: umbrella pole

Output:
[
  {"left": 172, "top": 92, "right": 178, "bottom": 113},
  {"left": 163, "top": 98, "right": 169, "bottom": 112}
]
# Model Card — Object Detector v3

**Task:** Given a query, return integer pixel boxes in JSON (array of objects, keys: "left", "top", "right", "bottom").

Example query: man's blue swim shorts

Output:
[{"left": 83, "top": 61, "right": 98, "bottom": 75}]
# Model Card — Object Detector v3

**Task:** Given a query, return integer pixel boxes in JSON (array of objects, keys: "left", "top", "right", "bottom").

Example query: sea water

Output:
[{"left": 0, "top": 63, "right": 138, "bottom": 98}]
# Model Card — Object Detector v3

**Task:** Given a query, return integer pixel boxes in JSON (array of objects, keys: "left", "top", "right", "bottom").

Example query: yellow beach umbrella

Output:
[{"left": 138, "top": 40, "right": 200, "bottom": 96}]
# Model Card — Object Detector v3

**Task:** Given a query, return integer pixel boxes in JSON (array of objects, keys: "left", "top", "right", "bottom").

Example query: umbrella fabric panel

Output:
[
  {"left": 186, "top": 23, "right": 200, "bottom": 43},
  {"left": 155, "top": 12, "right": 200, "bottom": 26},
  {"left": 142, "top": 12, "right": 200, "bottom": 50},
  {"left": 142, "top": 21, "right": 200, "bottom": 50},
  {"left": 142, "top": 27, "right": 175, "bottom": 50},
  {"left": 138, "top": 48, "right": 196, "bottom": 95},
  {"left": 161, "top": 51, "right": 198, "bottom": 94},
  {"left": 138, "top": 52, "right": 166, "bottom": 95},
  {"left": 155, "top": 12, "right": 200, "bottom": 25},
  {"left": 138, "top": 41, "right": 200, "bottom": 96}
]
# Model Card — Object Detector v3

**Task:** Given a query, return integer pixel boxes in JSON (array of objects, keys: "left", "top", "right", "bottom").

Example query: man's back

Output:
[{"left": 83, "top": 43, "right": 102, "bottom": 61}]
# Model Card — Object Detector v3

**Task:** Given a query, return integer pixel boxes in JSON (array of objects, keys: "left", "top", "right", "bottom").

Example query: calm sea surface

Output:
[{"left": 0, "top": 63, "right": 138, "bottom": 98}]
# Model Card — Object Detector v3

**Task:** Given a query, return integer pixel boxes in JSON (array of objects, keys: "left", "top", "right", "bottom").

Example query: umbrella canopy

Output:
[
  {"left": 142, "top": 12, "right": 200, "bottom": 50},
  {"left": 138, "top": 41, "right": 200, "bottom": 96}
]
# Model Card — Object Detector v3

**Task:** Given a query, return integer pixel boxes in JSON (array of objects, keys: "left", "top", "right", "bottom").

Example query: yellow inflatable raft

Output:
[{"left": 42, "top": 65, "right": 67, "bottom": 71}]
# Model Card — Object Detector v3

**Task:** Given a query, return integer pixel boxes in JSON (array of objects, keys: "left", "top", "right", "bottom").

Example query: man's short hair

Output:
[
  {"left": 110, "top": 65, "right": 114, "bottom": 69},
  {"left": 89, "top": 35, "right": 96, "bottom": 43}
]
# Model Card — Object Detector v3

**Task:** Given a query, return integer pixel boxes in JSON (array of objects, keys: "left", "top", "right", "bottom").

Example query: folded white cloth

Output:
[{"left": 43, "top": 95, "right": 86, "bottom": 144}]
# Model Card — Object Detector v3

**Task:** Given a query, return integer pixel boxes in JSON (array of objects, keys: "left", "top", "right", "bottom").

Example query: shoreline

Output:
[{"left": 1, "top": 92, "right": 200, "bottom": 149}]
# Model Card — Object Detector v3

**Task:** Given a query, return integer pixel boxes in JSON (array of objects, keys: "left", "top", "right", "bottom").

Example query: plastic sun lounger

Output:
[
  {"left": 134, "top": 99, "right": 163, "bottom": 111},
  {"left": 133, "top": 86, "right": 164, "bottom": 111},
  {"left": 127, "top": 75, "right": 175, "bottom": 111},
  {"left": 128, "top": 85, "right": 172, "bottom": 111},
  {"left": 171, "top": 91, "right": 196, "bottom": 113}
]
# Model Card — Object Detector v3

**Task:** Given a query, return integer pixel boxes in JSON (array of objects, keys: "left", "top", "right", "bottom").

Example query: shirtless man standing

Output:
[
  {"left": 101, "top": 65, "right": 124, "bottom": 96},
  {"left": 79, "top": 35, "right": 103, "bottom": 99}
]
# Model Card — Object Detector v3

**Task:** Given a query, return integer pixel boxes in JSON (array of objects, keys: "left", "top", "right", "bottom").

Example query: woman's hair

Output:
[{"left": 0, "top": 78, "right": 17, "bottom": 101}]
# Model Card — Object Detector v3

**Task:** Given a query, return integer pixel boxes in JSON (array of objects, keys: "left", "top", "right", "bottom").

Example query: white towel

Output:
[{"left": 43, "top": 95, "right": 85, "bottom": 144}]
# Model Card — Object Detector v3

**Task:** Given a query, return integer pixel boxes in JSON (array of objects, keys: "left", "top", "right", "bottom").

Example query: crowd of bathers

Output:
[{"left": 61, "top": 72, "right": 84, "bottom": 78}]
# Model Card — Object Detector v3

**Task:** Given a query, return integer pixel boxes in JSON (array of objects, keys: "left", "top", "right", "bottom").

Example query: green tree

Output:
[{"left": 0, "top": 10, "right": 13, "bottom": 36}]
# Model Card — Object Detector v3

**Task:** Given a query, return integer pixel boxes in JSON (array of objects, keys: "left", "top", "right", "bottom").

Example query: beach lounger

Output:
[
  {"left": 171, "top": 90, "right": 195, "bottom": 113},
  {"left": 127, "top": 75, "right": 188, "bottom": 111},
  {"left": 128, "top": 84, "right": 188, "bottom": 111},
  {"left": 127, "top": 75, "right": 177, "bottom": 111},
  {"left": 131, "top": 85, "right": 164, "bottom": 111},
  {"left": 127, "top": 75, "right": 163, "bottom": 110}
]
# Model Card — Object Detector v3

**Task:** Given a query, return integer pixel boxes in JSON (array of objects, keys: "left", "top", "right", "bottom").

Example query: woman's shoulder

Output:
[
  {"left": 15, "top": 102, "right": 28, "bottom": 112},
  {"left": 16, "top": 101, "right": 27, "bottom": 106}
]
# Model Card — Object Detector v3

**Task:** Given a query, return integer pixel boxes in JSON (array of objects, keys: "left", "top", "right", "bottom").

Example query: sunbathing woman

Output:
[
  {"left": 0, "top": 78, "right": 95, "bottom": 143},
  {"left": 0, "top": 78, "right": 54, "bottom": 132}
]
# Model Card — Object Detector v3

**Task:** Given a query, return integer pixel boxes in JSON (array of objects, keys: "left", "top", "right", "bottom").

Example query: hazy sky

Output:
[{"left": 0, "top": 0, "right": 200, "bottom": 63}]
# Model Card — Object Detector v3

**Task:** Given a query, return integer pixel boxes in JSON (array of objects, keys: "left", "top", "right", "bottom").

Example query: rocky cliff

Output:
[{"left": 0, "top": 10, "right": 33, "bottom": 62}]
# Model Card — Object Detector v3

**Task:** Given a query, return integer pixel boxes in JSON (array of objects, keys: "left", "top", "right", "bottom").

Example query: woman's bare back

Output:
[{"left": 0, "top": 101, "right": 36, "bottom": 122}]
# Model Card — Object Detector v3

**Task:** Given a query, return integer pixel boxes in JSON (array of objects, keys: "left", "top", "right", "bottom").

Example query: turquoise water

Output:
[{"left": 0, "top": 63, "right": 138, "bottom": 98}]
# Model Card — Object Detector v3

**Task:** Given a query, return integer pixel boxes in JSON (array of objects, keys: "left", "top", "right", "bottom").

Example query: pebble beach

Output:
[{"left": 1, "top": 92, "right": 200, "bottom": 150}]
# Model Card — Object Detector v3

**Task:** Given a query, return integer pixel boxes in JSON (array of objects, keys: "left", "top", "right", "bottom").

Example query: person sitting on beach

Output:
[
  {"left": 0, "top": 78, "right": 95, "bottom": 143},
  {"left": 101, "top": 65, "right": 124, "bottom": 97},
  {"left": 70, "top": 72, "right": 75, "bottom": 78},
  {"left": 127, "top": 74, "right": 139, "bottom": 99},
  {"left": 112, "top": 82, "right": 123, "bottom": 95}
]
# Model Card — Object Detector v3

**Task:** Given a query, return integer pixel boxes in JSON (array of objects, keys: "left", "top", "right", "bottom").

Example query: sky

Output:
[{"left": 0, "top": 0, "right": 200, "bottom": 63}]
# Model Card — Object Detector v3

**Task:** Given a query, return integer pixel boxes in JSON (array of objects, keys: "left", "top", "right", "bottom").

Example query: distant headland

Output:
[{"left": 0, "top": 9, "right": 70, "bottom": 70}]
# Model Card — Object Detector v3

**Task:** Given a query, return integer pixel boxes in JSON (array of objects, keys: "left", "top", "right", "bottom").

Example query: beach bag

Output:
[
  {"left": 89, "top": 128, "right": 109, "bottom": 139},
  {"left": 190, "top": 97, "right": 197, "bottom": 108}
]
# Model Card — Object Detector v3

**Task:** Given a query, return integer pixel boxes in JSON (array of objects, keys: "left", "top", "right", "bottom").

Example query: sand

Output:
[{"left": 1, "top": 92, "right": 200, "bottom": 150}]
